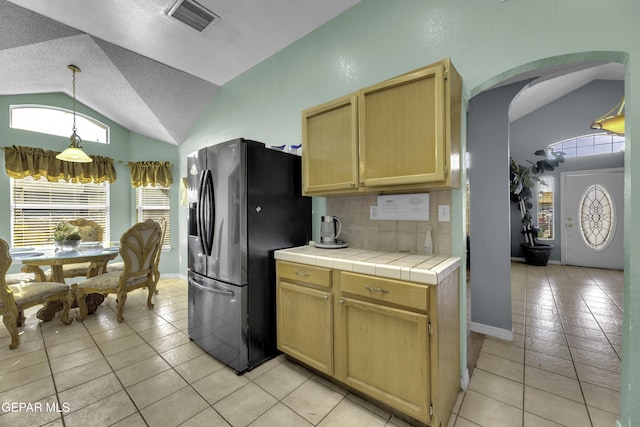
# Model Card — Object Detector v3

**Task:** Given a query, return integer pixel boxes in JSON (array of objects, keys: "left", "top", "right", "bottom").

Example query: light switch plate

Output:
[{"left": 438, "top": 205, "right": 450, "bottom": 222}]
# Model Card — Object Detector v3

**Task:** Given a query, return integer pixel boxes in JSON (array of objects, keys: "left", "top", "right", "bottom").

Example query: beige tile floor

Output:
[
  {"left": 0, "top": 262, "right": 623, "bottom": 427},
  {"left": 452, "top": 262, "right": 623, "bottom": 427},
  {"left": 0, "top": 278, "right": 416, "bottom": 427}
]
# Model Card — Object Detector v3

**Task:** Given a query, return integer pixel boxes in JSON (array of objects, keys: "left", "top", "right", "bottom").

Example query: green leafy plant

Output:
[
  {"left": 510, "top": 150, "right": 565, "bottom": 246},
  {"left": 53, "top": 221, "right": 81, "bottom": 241}
]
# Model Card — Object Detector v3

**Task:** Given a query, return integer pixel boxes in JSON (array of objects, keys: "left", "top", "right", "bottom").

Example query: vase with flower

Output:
[{"left": 53, "top": 221, "right": 82, "bottom": 251}]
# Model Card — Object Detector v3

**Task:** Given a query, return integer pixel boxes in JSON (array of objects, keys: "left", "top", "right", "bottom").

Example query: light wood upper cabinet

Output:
[
  {"left": 302, "top": 93, "right": 359, "bottom": 194},
  {"left": 301, "top": 58, "right": 461, "bottom": 196}
]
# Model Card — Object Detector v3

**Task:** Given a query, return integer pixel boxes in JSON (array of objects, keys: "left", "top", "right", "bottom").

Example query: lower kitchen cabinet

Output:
[
  {"left": 276, "top": 262, "right": 333, "bottom": 375},
  {"left": 276, "top": 259, "right": 460, "bottom": 427},
  {"left": 335, "top": 296, "right": 430, "bottom": 421}
]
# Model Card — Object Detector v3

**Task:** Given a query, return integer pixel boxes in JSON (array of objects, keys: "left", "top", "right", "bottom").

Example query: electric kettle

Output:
[{"left": 320, "top": 215, "right": 342, "bottom": 244}]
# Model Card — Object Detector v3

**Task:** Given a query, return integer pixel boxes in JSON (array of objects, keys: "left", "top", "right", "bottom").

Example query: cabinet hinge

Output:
[
  {"left": 444, "top": 70, "right": 448, "bottom": 80},
  {"left": 429, "top": 403, "right": 434, "bottom": 417},
  {"left": 428, "top": 322, "right": 433, "bottom": 335}
]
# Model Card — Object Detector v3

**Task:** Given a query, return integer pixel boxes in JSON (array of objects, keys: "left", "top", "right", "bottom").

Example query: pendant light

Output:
[
  {"left": 590, "top": 97, "right": 625, "bottom": 136},
  {"left": 56, "top": 65, "right": 93, "bottom": 163}
]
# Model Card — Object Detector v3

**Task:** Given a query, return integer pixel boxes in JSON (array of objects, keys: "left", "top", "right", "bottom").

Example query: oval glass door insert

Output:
[{"left": 578, "top": 184, "right": 615, "bottom": 251}]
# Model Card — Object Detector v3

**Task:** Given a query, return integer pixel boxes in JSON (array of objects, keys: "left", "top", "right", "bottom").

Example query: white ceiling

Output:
[
  {"left": 0, "top": 0, "right": 624, "bottom": 146},
  {"left": 0, "top": 0, "right": 361, "bottom": 145}
]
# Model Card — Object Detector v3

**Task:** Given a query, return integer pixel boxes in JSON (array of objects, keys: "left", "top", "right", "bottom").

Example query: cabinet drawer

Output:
[
  {"left": 277, "top": 261, "right": 332, "bottom": 289},
  {"left": 339, "top": 272, "right": 428, "bottom": 312}
]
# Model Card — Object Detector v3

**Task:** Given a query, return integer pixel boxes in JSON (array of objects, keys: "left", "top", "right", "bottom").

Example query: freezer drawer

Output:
[{"left": 188, "top": 272, "right": 248, "bottom": 372}]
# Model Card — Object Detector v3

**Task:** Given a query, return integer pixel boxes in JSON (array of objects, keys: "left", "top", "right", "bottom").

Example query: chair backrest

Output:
[
  {"left": 0, "top": 239, "right": 14, "bottom": 301},
  {"left": 68, "top": 218, "right": 103, "bottom": 243},
  {"left": 155, "top": 217, "right": 167, "bottom": 265},
  {"left": 119, "top": 219, "right": 163, "bottom": 283}
]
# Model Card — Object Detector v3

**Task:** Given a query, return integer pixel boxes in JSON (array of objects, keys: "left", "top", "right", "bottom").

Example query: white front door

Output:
[{"left": 561, "top": 169, "right": 624, "bottom": 269}]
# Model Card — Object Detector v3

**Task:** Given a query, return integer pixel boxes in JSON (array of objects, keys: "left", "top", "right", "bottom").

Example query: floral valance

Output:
[
  {"left": 128, "top": 161, "right": 173, "bottom": 188},
  {"left": 2, "top": 145, "right": 116, "bottom": 184}
]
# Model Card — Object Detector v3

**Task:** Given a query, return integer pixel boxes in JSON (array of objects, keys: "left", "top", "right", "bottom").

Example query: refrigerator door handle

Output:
[
  {"left": 189, "top": 276, "right": 235, "bottom": 297},
  {"left": 198, "top": 170, "right": 215, "bottom": 256}
]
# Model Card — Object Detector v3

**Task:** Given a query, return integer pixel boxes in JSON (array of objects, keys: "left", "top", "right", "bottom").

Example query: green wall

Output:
[
  {"left": 177, "top": 1, "right": 640, "bottom": 425},
  {"left": 0, "top": 92, "right": 179, "bottom": 275}
]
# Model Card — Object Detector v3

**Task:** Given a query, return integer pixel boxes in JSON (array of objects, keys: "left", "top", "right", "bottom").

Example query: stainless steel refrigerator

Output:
[{"left": 187, "top": 138, "right": 311, "bottom": 373}]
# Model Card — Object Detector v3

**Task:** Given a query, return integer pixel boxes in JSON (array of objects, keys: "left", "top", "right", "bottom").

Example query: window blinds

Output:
[
  {"left": 136, "top": 185, "right": 171, "bottom": 247},
  {"left": 11, "top": 177, "right": 109, "bottom": 247}
]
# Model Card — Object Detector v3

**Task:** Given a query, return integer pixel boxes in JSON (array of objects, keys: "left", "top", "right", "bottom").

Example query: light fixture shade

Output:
[
  {"left": 56, "top": 146, "right": 93, "bottom": 163},
  {"left": 591, "top": 97, "right": 625, "bottom": 136},
  {"left": 591, "top": 114, "right": 625, "bottom": 136}
]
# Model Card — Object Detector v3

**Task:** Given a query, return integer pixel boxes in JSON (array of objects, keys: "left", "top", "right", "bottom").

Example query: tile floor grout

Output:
[
  {"left": 1, "top": 279, "right": 414, "bottom": 427},
  {"left": 1, "top": 262, "right": 623, "bottom": 427},
  {"left": 451, "top": 262, "right": 622, "bottom": 427}
]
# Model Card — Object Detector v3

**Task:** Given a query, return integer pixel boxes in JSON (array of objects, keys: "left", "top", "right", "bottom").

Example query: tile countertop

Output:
[{"left": 274, "top": 245, "right": 461, "bottom": 286}]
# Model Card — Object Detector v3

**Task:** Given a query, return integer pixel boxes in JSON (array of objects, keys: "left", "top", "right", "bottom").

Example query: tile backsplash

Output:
[{"left": 326, "top": 191, "right": 452, "bottom": 255}]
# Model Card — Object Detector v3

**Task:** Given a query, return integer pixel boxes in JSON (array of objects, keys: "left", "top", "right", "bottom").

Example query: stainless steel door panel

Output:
[
  {"left": 187, "top": 272, "right": 248, "bottom": 372},
  {"left": 187, "top": 149, "right": 208, "bottom": 276},
  {"left": 205, "top": 141, "right": 246, "bottom": 285}
]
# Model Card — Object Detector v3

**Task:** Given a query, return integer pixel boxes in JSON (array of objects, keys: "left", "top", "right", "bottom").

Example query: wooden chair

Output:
[
  {"left": 45, "top": 218, "right": 104, "bottom": 280},
  {"left": 0, "top": 239, "right": 72, "bottom": 349},
  {"left": 108, "top": 218, "right": 166, "bottom": 293},
  {"left": 75, "top": 219, "right": 162, "bottom": 323}
]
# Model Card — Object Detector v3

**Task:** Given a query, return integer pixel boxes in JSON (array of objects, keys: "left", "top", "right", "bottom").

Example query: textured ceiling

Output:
[
  {"left": 0, "top": 0, "right": 361, "bottom": 145},
  {"left": 0, "top": 1, "right": 623, "bottom": 145}
]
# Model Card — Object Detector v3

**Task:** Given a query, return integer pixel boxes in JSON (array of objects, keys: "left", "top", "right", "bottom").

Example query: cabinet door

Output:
[
  {"left": 336, "top": 297, "right": 431, "bottom": 422},
  {"left": 302, "top": 93, "right": 359, "bottom": 194},
  {"left": 277, "top": 281, "right": 333, "bottom": 374},
  {"left": 359, "top": 63, "right": 446, "bottom": 187}
]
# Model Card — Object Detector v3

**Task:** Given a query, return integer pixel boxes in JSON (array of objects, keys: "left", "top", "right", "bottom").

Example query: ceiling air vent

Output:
[{"left": 168, "top": 0, "right": 220, "bottom": 32}]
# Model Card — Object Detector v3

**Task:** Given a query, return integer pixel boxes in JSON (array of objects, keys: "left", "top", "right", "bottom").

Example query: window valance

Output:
[
  {"left": 2, "top": 145, "right": 116, "bottom": 184},
  {"left": 128, "top": 161, "right": 173, "bottom": 188}
]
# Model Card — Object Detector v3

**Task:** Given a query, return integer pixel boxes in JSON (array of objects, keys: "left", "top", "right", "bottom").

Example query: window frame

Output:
[
  {"left": 10, "top": 176, "right": 110, "bottom": 247},
  {"left": 10, "top": 104, "right": 110, "bottom": 144},
  {"left": 536, "top": 177, "right": 555, "bottom": 241},
  {"left": 135, "top": 184, "right": 171, "bottom": 250},
  {"left": 549, "top": 133, "right": 624, "bottom": 158}
]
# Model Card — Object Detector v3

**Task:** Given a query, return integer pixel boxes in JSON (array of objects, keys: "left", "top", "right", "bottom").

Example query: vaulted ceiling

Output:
[
  {"left": 0, "top": 1, "right": 624, "bottom": 147},
  {"left": 0, "top": 0, "right": 361, "bottom": 145}
]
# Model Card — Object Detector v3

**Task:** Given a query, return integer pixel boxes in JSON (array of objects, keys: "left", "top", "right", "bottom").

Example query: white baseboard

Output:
[
  {"left": 510, "top": 256, "right": 561, "bottom": 265},
  {"left": 460, "top": 368, "right": 470, "bottom": 390},
  {"left": 471, "top": 322, "right": 514, "bottom": 341}
]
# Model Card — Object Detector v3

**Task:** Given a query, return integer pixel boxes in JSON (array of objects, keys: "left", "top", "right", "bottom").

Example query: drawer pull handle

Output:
[
  {"left": 295, "top": 272, "right": 310, "bottom": 278},
  {"left": 365, "top": 285, "right": 389, "bottom": 294}
]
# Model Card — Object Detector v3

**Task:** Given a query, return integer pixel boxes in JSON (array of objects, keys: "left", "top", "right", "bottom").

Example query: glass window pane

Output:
[
  {"left": 577, "top": 146, "right": 594, "bottom": 156},
  {"left": 537, "top": 177, "right": 554, "bottom": 240},
  {"left": 612, "top": 142, "right": 625, "bottom": 152},
  {"left": 576, "top": 136, "right": 594, "bottom": 148},
  {"left": 593, "top": 134, "right": 612, "bottom": 145},
  {"left": 11, "top": 177, "right": 110, "bottom": 247},
  {"left": 136, "top": 186, "right": 171, "bottom": 248},
  {"left": 10, "top": 105, "right": 109, "bottom": 144},
  {"left": 594, "top": 144, "right": 613, "bottom": 154}
]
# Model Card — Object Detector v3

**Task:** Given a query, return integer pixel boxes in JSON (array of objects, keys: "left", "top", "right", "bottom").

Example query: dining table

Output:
[{"left": 11, "top": 244, "right": 120, "bottom": 321}]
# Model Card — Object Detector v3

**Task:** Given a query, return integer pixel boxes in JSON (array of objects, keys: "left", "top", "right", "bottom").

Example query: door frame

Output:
[{"left": 560, "top": 167, "right": 624, "bottom": 266}]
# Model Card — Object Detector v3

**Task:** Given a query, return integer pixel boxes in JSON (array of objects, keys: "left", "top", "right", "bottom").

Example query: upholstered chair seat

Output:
[
  {"left": 0, "top": 239, "right": 72, "bottom": 349},
  {"left": 76, "top": 219, "right": 162, "bottom": 323}
]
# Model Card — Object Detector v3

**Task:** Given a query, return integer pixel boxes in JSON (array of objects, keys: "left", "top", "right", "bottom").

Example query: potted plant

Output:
[{"left": 510, "top": 149, "right": 565, "bottom": 266}]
